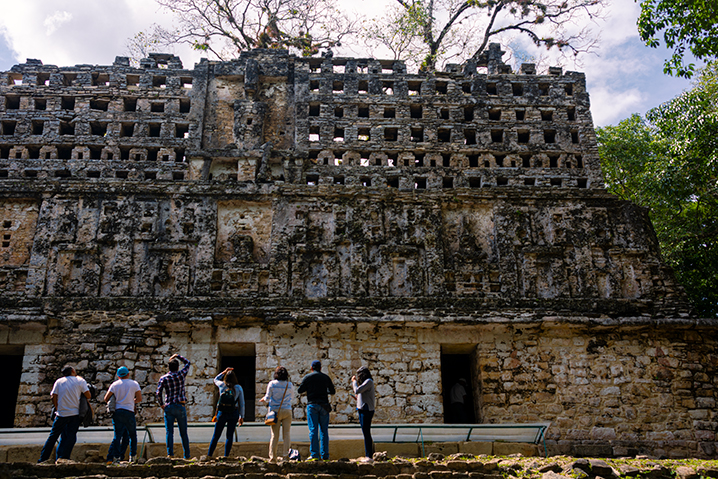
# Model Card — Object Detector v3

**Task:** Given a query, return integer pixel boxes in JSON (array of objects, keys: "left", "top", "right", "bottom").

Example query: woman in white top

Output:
[
  {"left": 260, "top": 366, "right": 294, "bottom": 462},
  {"left": 351, "top": 366, "right": 375, "bottom": 458}
]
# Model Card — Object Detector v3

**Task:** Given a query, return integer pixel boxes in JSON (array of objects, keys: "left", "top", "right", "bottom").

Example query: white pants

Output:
[{"left": 269, "top": 408, "right": 292, "bottom": 461}]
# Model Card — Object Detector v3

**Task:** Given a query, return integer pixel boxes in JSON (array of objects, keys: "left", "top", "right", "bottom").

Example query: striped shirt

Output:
[{"left": 156, "top": 355, "right": 191, "bottom": 407}]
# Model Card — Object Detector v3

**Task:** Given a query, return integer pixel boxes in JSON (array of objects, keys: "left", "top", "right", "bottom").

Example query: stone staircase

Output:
[{"left": 1, "top": 454, "right": 716, "bottom": 479}]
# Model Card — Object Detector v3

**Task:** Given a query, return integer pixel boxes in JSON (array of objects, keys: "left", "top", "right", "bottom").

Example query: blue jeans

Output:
[
  {"left": 39, "top": 414, "right": 81, "bottom": 462},
  {"left": 358, "top": 408, "right": 374, "bottom": 458},
  {"left": 109, "top": 409, "right": 137, "bottom": 459},
  {"left": 164, "top": 403, "right": 191, "bottom": 458},
  {"left": 106, "top": 428, "right": 129, "bottom": 461},
  {"left": 208, "top": 409, "right": 239, "bottom": 457},
  {"left": 307, "top": 403, "right": 330, "bottom": 459}
]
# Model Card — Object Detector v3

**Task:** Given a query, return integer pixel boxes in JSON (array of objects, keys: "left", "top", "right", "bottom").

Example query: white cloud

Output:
[
  {"left": 0, "top": 0, "right": 693, "bottom": 125},
  {"left": 589, "top": 87, "right": 644, "bottom": 126},
  {"left": 44, "top": 11, "right": 72, "bottom": 36}
]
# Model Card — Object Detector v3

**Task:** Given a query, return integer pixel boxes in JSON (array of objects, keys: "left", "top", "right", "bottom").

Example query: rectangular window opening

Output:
[
  {"left": 384, "top": 128, "right": 398, "bottom": 141},
  {"left": 384, "top": 107, "right": 395, "bottom": 118},
  {"left": 59, "top": 120, "right": 74, "bottom": 135},
  {"left": 411, "top": 127, "right": 424, "bottom": 142},
  {"left": 435, "top": 81, "right": 448, "bottom": 94},
  {"left": 358, "top": 105, "right": 369, "bottom": 118},
  {"left": 90, "top": 122, "right": 107, "bottom": 136},
  {"left": 121, "top": 123, "right": 135, "bottom": 137},
  {"left": 176, "top": 124, "right": 190, "bottom": 138},
  {"left": 5, "top": 96, "right": 20, "bottom": 110},
  {"left": 541, "top": 110, "right": 553, "bottom": 121},
  {"left": 438, "top": 128, "right": 451, "bottom": 143},
  {"left": 544, "top": 130, "right": 556, "bottom": 143},
  {"left": 309, "top": 125, "right": 320, "bottom": 142},
  {"left": 123, "top": 97, "right": 137, "bottom": 112},
  {"left": 151, "top": 102, "right": 165, "bottom": 113},
  {"left": 34, "top": 98, "right": 46, "bottom": 110},
  {"left": 410, "top": 104, "right": 422, "bottom": 119},
  {"left": 32, "top": 120, "right": 44, "bottom": 135},
  {"left": 567, "top": 107, "right": 576, "bottom": 121},
  {"left": 179, "top": 98, "right": 191, "bottom": 113},
  {"left": 464, "top": 106, "right": 474, "bottom": 121},
  {"left": 442, "top": 153, "right": 451, "bottom": 167},
  {"left": 518, "top": 130, "right": 530, "bottom": 144},
  {"left": 90, "top": 99, "right": 109, "bottom": 111},
  {"left": 334, "top": 107, "right": 344, "bottom": 118},
  {"left": 153, "top": 75, "right": 167, "bottom": 88},
  {"left": 358, "top": 80, "right": 368, "bottom": 94},
  {"left": 92, "top": 73, "right": 110, "bottom": 86},
  {"left": 149, "top": 123, "right": 161, "bottom": 137},
  {"left": 464, "top": 129, "right": 476, "bottom": 145},
  {"left": 512, "top": 83, "right": 524, "bottom": 96},
  {"left": 358, "top": 128, "right": 370, "bottom": 141},
  {"left": 491, "top": 130, "right": 503, "bottom": 143},
  {"left": 61, "top": 97, "right": 75, "bottom": 110},
  {"left": 408, "top": 81, "right": 421, "bottom": 96}
]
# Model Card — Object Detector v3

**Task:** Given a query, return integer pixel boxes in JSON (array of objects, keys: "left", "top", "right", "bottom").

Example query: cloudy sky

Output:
[{"left": 0, "top": 0, "right": 693, "bottom": 126}]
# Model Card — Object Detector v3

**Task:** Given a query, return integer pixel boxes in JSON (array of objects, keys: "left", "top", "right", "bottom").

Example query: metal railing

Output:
[{"left": 0, "top": 422, "right": 551, "bottom": 458}]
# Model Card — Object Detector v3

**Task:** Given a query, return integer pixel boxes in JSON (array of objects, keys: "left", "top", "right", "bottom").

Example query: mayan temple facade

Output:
[{"left": 0, "top": 46, "right": 715, "bottom": 458}]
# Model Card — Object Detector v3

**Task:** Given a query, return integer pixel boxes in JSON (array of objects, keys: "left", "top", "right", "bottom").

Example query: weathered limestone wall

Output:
[
  {"left": 0, "top": 48, "right": 715, "bottom": 459},
  {"left": 4, "top": 310, "right": 715, "bottom": 457}
]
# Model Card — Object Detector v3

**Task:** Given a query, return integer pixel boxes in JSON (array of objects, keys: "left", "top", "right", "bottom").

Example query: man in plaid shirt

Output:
[{"left": 156, "top": 354, "right": 191, "bottom": 458}]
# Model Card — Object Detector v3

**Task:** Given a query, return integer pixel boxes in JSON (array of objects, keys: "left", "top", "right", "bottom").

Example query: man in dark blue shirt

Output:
[{"left": 297, "top": 360, "right": 335, "bottom": 460}]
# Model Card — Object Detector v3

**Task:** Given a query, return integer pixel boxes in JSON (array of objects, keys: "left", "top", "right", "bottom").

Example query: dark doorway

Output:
[
  {"left": 220, "top": 343, "right": 256, "bottom": 422},
  {"left": 441, "top": 351, "right": 477, "bottom": 424},
  {"left": 0, "top": 353, "right": 24, "bottom": 427}
]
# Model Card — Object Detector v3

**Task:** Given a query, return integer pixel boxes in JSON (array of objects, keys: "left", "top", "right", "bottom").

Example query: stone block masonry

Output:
[{"left": 0, "top": 48, "right": 715, "bottom": 458}]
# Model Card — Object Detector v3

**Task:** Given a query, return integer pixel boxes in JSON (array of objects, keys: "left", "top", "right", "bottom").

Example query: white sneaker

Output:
[{"left": 129, "top": 456, "right": 137, "bottom": 463}]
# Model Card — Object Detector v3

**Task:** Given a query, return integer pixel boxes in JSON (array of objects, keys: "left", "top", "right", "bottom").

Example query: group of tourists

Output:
[{"left": 38, "top": 356, "right": 376, "bottom": 464}]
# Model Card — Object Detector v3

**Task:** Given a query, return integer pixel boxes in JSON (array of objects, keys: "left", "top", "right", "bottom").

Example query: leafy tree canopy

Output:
[
  {"left": 637, "top": 0, "right": 718, "bottom": 78},
  {"left": 597, "top": 63, "right": 718, "bottom": 317}
]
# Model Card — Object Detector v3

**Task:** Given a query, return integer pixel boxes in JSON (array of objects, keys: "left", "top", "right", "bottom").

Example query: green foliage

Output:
[
  {"left": 597, "top": 64, "right": 718, "bottom": 316},
  {"left": 637, "top": 0, "right": 718, "bottom": 78}
]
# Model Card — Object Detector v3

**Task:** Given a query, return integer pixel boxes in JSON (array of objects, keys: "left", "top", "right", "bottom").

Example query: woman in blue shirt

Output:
[
  {"left": 351, "top": 366, "right": 375, "bottom": 459},
  {"left": 208, "top": 367, "right": 245, "bottom": 457},
  {"left": 260, "top": 366, "right": 294, "bottom": 462}
]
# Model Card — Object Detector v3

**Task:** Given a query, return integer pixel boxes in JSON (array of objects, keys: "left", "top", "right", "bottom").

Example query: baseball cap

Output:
[
  {"left": 117, "top": 366, "right": 129, "bottom": 377},
  {"left": 311, "top": 360, "right": 322, "bottom": 371}
]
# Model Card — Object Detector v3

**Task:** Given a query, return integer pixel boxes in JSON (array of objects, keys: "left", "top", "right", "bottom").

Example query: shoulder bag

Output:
[{"left": 265, "top": 382, "right": 289, "bottom": 425}]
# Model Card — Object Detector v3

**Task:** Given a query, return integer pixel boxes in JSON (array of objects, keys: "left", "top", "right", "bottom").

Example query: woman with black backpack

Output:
[{"left": 208, "top": 367, "right": 245, "bottom": 457}]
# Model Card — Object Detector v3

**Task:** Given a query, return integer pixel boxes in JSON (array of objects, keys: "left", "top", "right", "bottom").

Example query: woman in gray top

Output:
[{"left": 351, "top": 366, "right": 375, "bottom": 458}]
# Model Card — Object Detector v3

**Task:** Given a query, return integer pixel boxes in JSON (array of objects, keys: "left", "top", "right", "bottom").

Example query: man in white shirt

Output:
[
  {"left": 39, "top": 366, "right": 92, "bottom": 462},
  {"left": 105, "top": 366, "right": 142, "bottom": 463}
]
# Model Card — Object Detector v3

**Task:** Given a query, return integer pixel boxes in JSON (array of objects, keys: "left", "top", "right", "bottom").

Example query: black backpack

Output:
[{"left": 217, "top": 387, "right": 237, "bottom": 412}]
